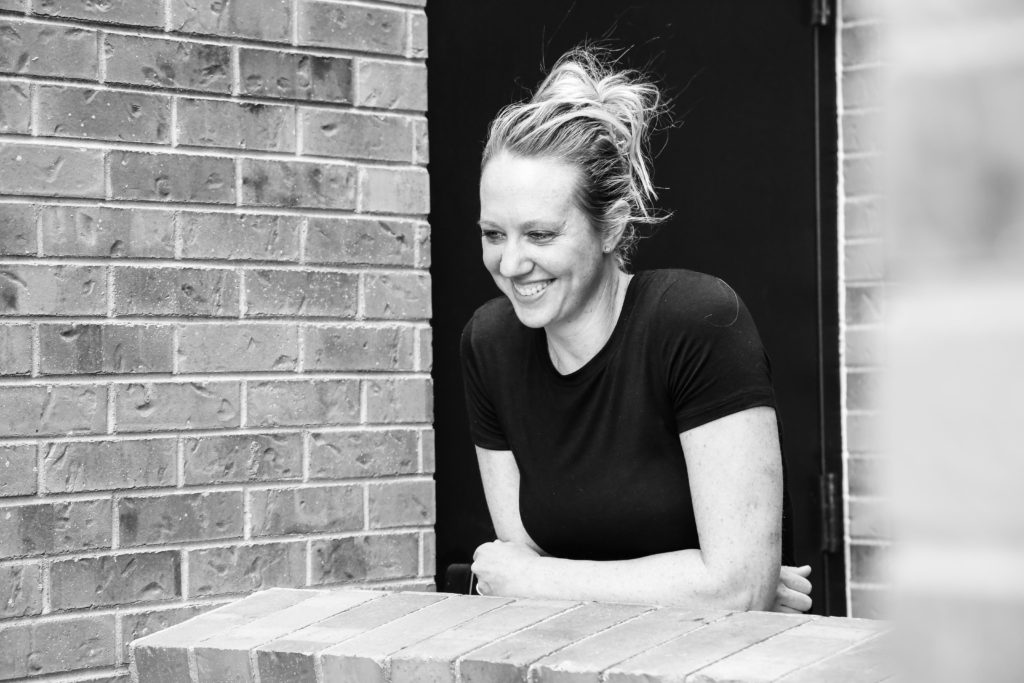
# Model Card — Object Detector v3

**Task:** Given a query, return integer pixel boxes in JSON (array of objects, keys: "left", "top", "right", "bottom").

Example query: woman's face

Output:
[{"left": 479, "top": 152, "right": 609, "bottom": 330}]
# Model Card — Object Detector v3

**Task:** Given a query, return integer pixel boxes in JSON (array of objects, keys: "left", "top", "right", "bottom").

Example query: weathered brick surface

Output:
[
  {"left": 119, "top": 491, "right": 243, "bottom": 546},
  {"left": 301, "top": 108, "right": 413, "bottom": 161},
  {"left": 113, "top": 267, "right": 239, "bottom": 317},
  {"left": 0, "top": 203, "right": 35, "bottom": 256},
  {"left": 238, "top": 48, "right": 352, "bottom": 103},
  {"left": 0, "top": 19, "right": 98, "bottom": 79},
  {"left": 178, "top": 323, "right": 298, "bottom": 372},
  {"left": 177, "top": 98, "right": 297, "bottom": 152},
  {"left": 250, "top": 484, "right": 363, "bottom": 536},
  {"left": 305, "top": 217, "right": 417, "bottom": 266},
  {"left": 0, "top": 444, "right": 36, "bottom": 496},
  {"left": 35, "top": 0, "right": 163, "bottom": 27},
  {"left": 37, "top": 86, "right": 171, "bottom": 143},
  {"left": 188, "top": 542, "right": 306, "bottom": 596},
  {"left": 0, "top": 324, "right": 32, "bottom": 375},
  {"left": 110, "top": 151, "right": 236, "bottom": 203},
  {"left": 183, "top": 433, "right": 301, "bottom": 484},
  {"left": 366, "top": 377, "right": 432, "bottom": 423},
  {"left": 50, "top": 550, "right": 180, "bottom": 609},
  {"left": 0, "top": 498, "right": 111, "bottom": 558},
  {"left": 180, "top": 212, "right": 302, "bottom": 261},
  {"left": 0, "top": 144, "right": 104, "bottom": 198},
  {"left": 364, "top": 271, "right": 431, "bottom": 319},
  {"left": 169, "top": 0, "right": 291, "bottom": 42},
  {"left": 39, "top": 324, "right": 174, "bottom": 374},
  {"left": 298, "top": 2, "right": 406, "bottom": 55},
  {"left": 306, "top": 324, "right": 415, "bottom": 371},
  {"left": 42, "top": 438, "right": 175, "bottom": 492},
  {"left": 0, "top": 614, "right": 115, "bottom": 679},
  {"left": 240, "top": 158, "right": 357, "bottom": 209},
  {"left": 40, "top": 206, "right": 175, "bottom": 258},
  {"left": 120, "top": 604, "right": 216, "bottom": 664},
  {"left": 0, "top": 563, "right": 43, "bottom": 618},
  {"left": 368, "top": 479, "right": 434, "bottom": 528},
  {"left": 244, "top": 269, "right": 357, "bottom": 317},
  {"left": 359, "top": 165, "right": 430, "bottom": 214},
  {"left": 0, "top": 81, "right": 30, "bottom": 134},
  {"left": 0, "top": 264, "right": 106, "bottom": 315},
  {"left": 311, "top": 533, "right": 419, "bottom": 584},
  {"left": 356, "top": 59, "right": 427, "bottom": 111},
  {"left": 104, "top": 34, "right": 232, "bottom": 93},
  {"left": 309, "top": 429, "right": 418, "bottom": 479},
  {"left": 246, "top": 379, "right": 360, "bottom": 427},
  {"left": 115, "top": 381, "right": 240, "bottom": 431},
  {"left": 0, "top": 384, "right": 107, "bottom": 437}
]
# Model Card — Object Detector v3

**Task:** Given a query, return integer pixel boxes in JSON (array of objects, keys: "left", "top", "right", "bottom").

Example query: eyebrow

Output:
[{"left": 477, "top": 219, "right": 565, "bottom": 230}]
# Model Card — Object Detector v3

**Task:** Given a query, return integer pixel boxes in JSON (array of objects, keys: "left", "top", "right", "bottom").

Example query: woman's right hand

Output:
[{"left": 773, "top": 565, "right": 813, "bottom": 613}]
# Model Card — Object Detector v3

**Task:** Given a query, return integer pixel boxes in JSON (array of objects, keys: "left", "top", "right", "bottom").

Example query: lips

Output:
[{"left": 512, "top": 279, "right": 553, "bottom": 298}]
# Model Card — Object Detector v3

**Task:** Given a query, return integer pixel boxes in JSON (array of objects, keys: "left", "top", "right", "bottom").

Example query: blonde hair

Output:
[{"left": 482, "top": 47, "right": 668, "bottom": 267}]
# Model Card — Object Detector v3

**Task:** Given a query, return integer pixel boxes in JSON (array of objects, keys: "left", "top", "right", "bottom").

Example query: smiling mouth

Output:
[{"left": 512, "top": 279, "right": 553, "bottom": 298}]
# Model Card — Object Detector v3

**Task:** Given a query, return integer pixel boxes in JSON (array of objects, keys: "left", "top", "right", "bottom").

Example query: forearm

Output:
[{"left": 517, "top": 549, "right": 776, "bottom": 611}]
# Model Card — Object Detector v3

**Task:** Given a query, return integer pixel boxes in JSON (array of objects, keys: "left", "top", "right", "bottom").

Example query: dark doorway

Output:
[{"left": 428, "top": 0, "right": 844, "bottom": 614}]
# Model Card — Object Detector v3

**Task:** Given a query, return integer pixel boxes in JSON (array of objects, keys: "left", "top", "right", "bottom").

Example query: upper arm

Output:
[
  {"left": 475, "top": 446, "right": 545, "bottom": 554},
  {"left": 680, "top": 406, "right": 782, "bottom": 610}
]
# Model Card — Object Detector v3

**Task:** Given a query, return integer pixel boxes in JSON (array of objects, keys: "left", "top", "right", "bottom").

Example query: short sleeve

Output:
[
  {"left": 460, "top": 315, "right": 511, "bottom": 450},
  {"left": 663, "top": 278, "right": 776, "bottom": 434}
]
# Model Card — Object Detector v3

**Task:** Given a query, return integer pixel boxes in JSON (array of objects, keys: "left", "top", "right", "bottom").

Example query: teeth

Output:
[{"left": 514, "top": 280, "right": 551, "bottom": 297}]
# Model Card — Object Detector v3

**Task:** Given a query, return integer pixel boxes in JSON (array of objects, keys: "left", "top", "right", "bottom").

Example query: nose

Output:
[{"left": 498, "top": 237, "right": 531, "bottom": 279}]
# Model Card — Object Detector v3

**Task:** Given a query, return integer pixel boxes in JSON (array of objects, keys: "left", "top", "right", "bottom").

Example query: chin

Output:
[{"left": 509, "top": 300, "right": 551, "bottom": 329}]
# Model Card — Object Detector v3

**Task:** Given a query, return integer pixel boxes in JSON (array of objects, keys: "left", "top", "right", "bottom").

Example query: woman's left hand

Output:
[{"left": 471, "top": 540, "right": 540, "bottom": 597}]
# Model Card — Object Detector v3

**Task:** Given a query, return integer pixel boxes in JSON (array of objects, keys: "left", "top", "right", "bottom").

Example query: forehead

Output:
[{"left": 480, "top": 153, "right": 579, "bottom": 219}]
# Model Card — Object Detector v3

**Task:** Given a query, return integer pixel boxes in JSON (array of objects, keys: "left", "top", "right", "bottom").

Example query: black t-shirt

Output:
[{"left": 461, "top": 269, "right": 790, "bottom": 562}]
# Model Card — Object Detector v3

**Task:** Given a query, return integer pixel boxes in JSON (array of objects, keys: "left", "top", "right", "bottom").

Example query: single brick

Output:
[
  {"left": 355, "top": 60, "right": 426, "bottom": 111},
  {"left": 0, "top": 20, "right": 98, "bottom": 79},
  {"left": 0, "top": 144, "right": 104, "bottom": 198},
  {"left": 413, "top": 118, "right": 428, "bottom": 164},
  {"left": 50, "top": 550, "right": 180, "bottom": 609},
  {"left": 183, "top": 433, "right": 302, "bottom": 485},
  {"left": 300, "top": 108, "right": 413, "bottom": 161},
  {"left": 39, "top": 324, "right": 174, "bottom": 374},
  {"left": 194, "top": 590, "right": 380, "bottom": 683},
  {"left": 40, "top": 206, "right": 175, "bottom": 258},
  {"left": 846, "top": 370, "right": 878, "bottom": 411},
  {"left": 417, "top": 326, "right": 432, "bottom": 371},
  {"left": 321, "top": 594, "right": 514, "bottom": 682},
  {"left": 120, "top": 604, "right": 215, "bottom": 665},
  {"left": 0, "top": 265, "right": 105, "bottom": 316},
  {"left": 305, "top": 217, "right": 416, "bottom": 266},
  {"left": 845, "top": 240, "right": 884, "bottom": 282},
  {"left": 359, "top": 166, "right": 429, "bottom": 214},
  {"left": 847, "top": 413, "right": 881, "bottom": 454},
  {"left": 131, "top": 589, "right": 316, "bottom": 682},
  {"left": 104, "top": 34, "right": 231, "bottom": 93},
  {"left": 842, "top": 24, "right": 881, "bottom": 69},
  {"left": 188, "top": 542, "right": 306, "bottom": 597},
  {"left": 842, "top": 0, "right": 881, "bottom": 22},
  {"left": 842, "top": 67, "right": 881, "bottom": 110},
  {"left": 110, "top": 151, "right": 235, "bottom": 203},
  {"left": 178, "top": 323, "right": 298, "bottom": 372},
  {"left": 848, "top": 499, "right": 891, "bottom": 541},
  {"left": 180, "top": 212, "right": 301, "bottom": 261},
  {"left": 421, "top": 529, "right": 435, "bottom": 576},
  {"left": 390, "top": 599, "right": 575, "bottom": 683},
  {"left": 842, "top": 110, "right": 879, "bottom": 155},
  {"left": 305, "top": 325, "right": 414, "bottom": 371},
  {"left": 364, "top": 272, "right": 431, "bottom": 319},
  {"left": 0, "top": 81, "right": 30, "bottom": 134},
  {"left": 0, "top": 444, "right": 36, "bottom": 496},
  {"left": 311, "top": 533, "right": 419, "bottom": 584},
  {"left": 368, "top": 479, "right": 434, "bottom": 528},
  {"left": 848, "top": 456, "right": 884, "bottom": 497},
  {"left": 0, "top": 203, "right": 35, "bottom": 255},
  {"left": 115, "top": 381, "right": 241, "bottom": 431},
  {"left": 414, "top": 221, "right": 430, "bottom": 267},
  {"left": 170, "top": 0, "right": 290, "bottom": 41},
  {"left": 244, "top": 270, "right": 357, "bottom": 318},
  {"left": 113, "top": 267, "right": 239, "bottom": 317},
  {"left": 298, "top": 2, "right": 405, "bottom": 55},
  {"left": 846, "top": 285, "right": 883, "bottom": 325},
  {"left": 421, "top": 428, "right": 434, "bottom": 473},
  {"left": 250, "top": 485, "right": 363, "bottom": 536},
  {"left": 845, "top": 198, "right": 882, "bottom": 238},
  {"left": 255, "top": 592, "right": 443, "bottom": 682},
  {"left": 309, "top": 430, "right": 417, "bottom": 479},
  {"left": 177, "top": 98, "right": 296, "bottom": 152},
  {"left": 0, "top": 563, "right": 42, "bottom": 618},
  {"left": 845, "top": 326, "right": 882, "bottom": 367},
  {"left": 240, "top": 158, "right": 356, "bottom": 209},
  {"left": 0, "top": 498, "right": 111, "bottom": 558},
  {"left": 246, "top": 379, "right": 360, "bottom": 427},
  {"left": 0, "top": 384, "right": 107, "bottom": 437},
  {"left": 0, "top": 324, "right": 31, "bottom": 375},
  {"left": 238, "top": 48, "right": 352, "bottom": 103},
  {"left": 119, "top": 491, "right": 243, "bottom": 546},
  {"left": 35, "top": 0, "right": 162, "bottom": 26},
  {"left": 0, "top": 0, "right": 24, "bottom": 12},
  {"left": 37, "top": 86, "right": 171, "bottom": 144},
  {"left": 0, "top": 614, "right": 115, "bottom": 679},
  {"left": 366, "top": 378, "right": 432, "bottom": 423},
  {"left": 849, "top": 587, "right": 887, "bottom": 619},
  {"left": 42, "top": 439, "right": 175, "bottom": 493}
]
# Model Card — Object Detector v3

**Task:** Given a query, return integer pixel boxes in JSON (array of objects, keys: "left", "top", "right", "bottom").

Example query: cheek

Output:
[{"left": 481, "top": 243, "right": 501, "bottom": 273}]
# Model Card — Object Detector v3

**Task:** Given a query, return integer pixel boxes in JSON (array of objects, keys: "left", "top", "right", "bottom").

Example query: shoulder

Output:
[
  {"left": 634, "top": 269, "right": 750, "bottom": 330},
  {"left": 460, "top": 296, "right": 531, "bottom": 365}
]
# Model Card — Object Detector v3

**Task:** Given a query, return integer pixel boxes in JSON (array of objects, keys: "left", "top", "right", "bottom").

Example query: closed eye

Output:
[
  {"left": 527, "top": 231, "right": 557, "bottom": 243},
  {"left": 480, "top": 229, "right": 505, "bottom": 243}
]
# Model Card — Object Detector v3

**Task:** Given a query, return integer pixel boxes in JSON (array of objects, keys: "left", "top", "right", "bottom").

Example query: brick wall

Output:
[
  {"left": 837, "top": 0, "right": 887, "bottom": 618},
  {"left": 0, "top": 0, "right": 433, "bottom": 680}
]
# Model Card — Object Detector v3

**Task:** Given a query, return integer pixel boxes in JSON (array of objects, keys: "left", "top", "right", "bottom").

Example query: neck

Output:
[{"left": 546, "top": 265, "right": 632, "bottom": 374}]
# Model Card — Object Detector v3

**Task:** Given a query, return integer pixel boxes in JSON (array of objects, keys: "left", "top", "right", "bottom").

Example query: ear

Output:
[{"left": 602, "top": 199, "right": 631, "bottom": 253}]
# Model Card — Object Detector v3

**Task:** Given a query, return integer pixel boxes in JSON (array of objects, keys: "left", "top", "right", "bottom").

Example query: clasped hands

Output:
[{"left": 472, "top": 540, "right": 813, "bottom": 613}]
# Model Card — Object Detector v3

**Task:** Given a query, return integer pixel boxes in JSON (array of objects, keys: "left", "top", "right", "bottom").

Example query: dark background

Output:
[{"left": 427, "top": 0, "right": 844, "bottom": 614}]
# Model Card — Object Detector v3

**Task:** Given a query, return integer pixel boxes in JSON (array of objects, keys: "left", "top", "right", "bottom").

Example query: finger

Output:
[
  {"left": 780, "top": 589, "right": 813, "bottom": 613},
  {"left": 795, "top": 565, "right": 812, "bottom": 577},
  {"left": 776, "top": 605, "right": 802, "bottom": 614},
  {"left": 782, "top": 573, "right": 812, "bottom": 595}
]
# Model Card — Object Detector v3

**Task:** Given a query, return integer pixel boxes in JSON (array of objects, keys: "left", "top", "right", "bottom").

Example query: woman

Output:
[{"left": 461, "top": 49, "right": 812, "bottom": 612}]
